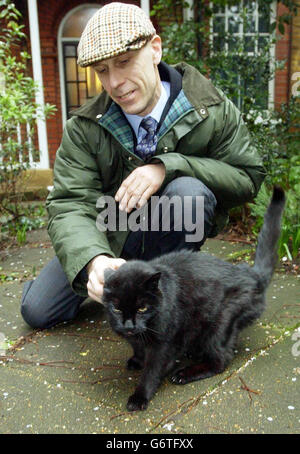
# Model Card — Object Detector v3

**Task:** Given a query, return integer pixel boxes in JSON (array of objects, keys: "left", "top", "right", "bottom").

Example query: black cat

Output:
[{"left": 102, "top": 187, "right": 285, "bottom": 411}]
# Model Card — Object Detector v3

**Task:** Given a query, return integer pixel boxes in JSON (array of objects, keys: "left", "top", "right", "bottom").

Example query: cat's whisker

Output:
[{"left": 146, "top": 326, "right": 162, "bottom": 336}]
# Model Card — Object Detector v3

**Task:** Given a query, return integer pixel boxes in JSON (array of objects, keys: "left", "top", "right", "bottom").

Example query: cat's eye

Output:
[
  {"left": 112, "top": 307, "right": 121, "bottom": 313},
  {"left": 138, "top": 307, "right": 148, "bottom": 313}
]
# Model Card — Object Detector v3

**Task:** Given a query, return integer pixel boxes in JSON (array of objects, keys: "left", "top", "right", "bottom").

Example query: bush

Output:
[
  {"left": 0, "top": 0, "right": 55, "bottom": 241},
  {"left": 151, "top": 0, "right": 300, "bottom": 262},
  {"left": 248, "top": 97, "right": 300, "bottom": 260}
]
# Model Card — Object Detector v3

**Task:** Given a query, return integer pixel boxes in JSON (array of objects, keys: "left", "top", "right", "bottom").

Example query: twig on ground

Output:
[{"left": 239, "top": 376, "right": 261, "bottom": 402}]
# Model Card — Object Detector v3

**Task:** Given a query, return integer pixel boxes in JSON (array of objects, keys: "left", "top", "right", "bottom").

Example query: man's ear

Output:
[{"left": 150, "top": 35, "right": 162, "bottom": 65}]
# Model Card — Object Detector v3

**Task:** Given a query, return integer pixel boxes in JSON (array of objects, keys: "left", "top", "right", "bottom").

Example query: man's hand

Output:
[
  {"left": 87, "top": 255, "right": 126, "bottom": 303},
  {"left": 115, "top": 163, "right": 165, "bottom": 213}
]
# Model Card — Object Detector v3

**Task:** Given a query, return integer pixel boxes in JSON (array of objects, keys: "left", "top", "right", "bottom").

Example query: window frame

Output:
[
  {"left": 209, "top": 0, "right": 277, "bottom": 110},
  {"left": 58, "top": 4, "right": 101, "bottom": 126}
]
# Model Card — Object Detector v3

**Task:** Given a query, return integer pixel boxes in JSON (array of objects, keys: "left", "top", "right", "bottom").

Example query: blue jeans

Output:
[{"left": 21, "top": 177, "right": 217, "bottom": 329}]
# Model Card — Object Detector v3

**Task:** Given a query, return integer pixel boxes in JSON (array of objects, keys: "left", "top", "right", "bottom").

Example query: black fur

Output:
[{"left": 102, "top": 187, "right": 285, "bottom": 411}]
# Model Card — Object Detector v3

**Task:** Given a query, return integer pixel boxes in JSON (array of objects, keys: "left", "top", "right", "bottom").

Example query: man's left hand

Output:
[{"left": 115, "top": 163, "right": 166, "bottom": 213}]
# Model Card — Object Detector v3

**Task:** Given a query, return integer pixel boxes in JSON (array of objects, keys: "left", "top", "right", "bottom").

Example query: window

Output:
[
  {"left": 210, "top": 1, "right": 275, "bottom": 110},
  {"left": 59, "top": 5, "right": 102, "bottom": 122}
]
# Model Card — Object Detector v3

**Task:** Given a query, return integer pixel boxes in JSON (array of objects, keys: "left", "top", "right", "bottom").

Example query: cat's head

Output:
[{"left": 102, "top": 261, "right": 161, "bottom": 337}]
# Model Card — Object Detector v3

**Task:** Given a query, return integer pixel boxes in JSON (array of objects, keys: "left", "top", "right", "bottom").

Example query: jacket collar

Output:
[{"left": 70, "top": 62, "right": 223, "bottom": 124}]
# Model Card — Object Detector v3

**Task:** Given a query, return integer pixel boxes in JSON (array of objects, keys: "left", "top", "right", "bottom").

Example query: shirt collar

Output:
[{"left": 123, "top": 81, "right": 170, "bottom": 138}]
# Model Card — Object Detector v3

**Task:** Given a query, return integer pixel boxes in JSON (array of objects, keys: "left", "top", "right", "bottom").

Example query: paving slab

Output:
[
  {"left": 0, "top": 229, "right": 299, "bottom": 434},
  {"left": 161, "top": 331, "right": 300, "bottom": 434}
]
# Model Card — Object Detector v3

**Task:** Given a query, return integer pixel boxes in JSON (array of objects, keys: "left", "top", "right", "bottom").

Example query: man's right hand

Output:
[{"left": 87, "top": 255, "right": 126, "bottom": 303}]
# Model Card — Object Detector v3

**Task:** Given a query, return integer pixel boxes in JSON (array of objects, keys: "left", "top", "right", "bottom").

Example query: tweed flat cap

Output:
[{"left": 77, "top": 2, "right": 156, "bottom": 67}]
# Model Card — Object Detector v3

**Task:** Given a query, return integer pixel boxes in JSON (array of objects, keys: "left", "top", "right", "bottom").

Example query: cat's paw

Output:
[
  {"left": 127, "top": 356, "right": 144, "bottom": 370},
  {"left": 126, "top": 393, "right": 149, "bottom": 411},
  {"left": 170, "top": 363, "right": 217, "bottom": 384},
  {"left": 170, "top": 369, "right": 188, "bottom": 385}
]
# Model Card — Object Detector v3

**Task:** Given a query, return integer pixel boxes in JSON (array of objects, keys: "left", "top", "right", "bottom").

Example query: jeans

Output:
[{"left": 21, "top": 177, "right": 217, "bottom": 329}]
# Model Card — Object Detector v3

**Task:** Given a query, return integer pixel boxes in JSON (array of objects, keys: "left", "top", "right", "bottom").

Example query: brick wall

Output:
[
  {"left": 290, "top": 5, "right": 300, "bottom": 96},
  {"left": 274, "top": 2, "right": 292, "bottom": 107}
]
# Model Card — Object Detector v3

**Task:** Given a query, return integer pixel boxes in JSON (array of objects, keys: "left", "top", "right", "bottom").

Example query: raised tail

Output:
[{"left": 253, "top": 186, "right": 285, "bottom": 288}]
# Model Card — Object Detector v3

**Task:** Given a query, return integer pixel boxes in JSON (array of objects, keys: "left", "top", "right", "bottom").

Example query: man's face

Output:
[{"left": 93, "top": 36, "right": 162, "bottom": 117}]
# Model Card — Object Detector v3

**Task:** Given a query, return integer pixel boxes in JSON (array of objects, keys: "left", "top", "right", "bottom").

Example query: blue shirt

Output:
[{"left": 123, "top": 81, "right": 170, "bottom": 143}]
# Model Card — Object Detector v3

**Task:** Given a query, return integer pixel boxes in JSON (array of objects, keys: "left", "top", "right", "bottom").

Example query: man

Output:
[{"left": 21, "top": 3, "right": 265, "bottom": 329}]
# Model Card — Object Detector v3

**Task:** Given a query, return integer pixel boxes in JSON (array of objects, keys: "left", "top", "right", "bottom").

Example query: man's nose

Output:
[{"left": 109, "top": 69, "right": 124, "bottom": 90}]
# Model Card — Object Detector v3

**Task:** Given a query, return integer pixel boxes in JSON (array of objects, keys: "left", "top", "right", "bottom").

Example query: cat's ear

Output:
[
  {"left": 104, "top": 268, "right": 115, "bottom": 281},
  {"left": 144, "top": 272, "right": 161, "bottom": 292}
]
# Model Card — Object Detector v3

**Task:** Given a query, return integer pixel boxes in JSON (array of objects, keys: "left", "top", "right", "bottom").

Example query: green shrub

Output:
[
  {"left": 0, "top": 0, "right": 55, "bottom": 236},
  {"left": 151, "top": 0, "right": 299, "bottom": 262}
]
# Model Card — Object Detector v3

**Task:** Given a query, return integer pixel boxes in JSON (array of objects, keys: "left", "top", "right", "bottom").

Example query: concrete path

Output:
[{"left": 0, "top": 229, "right": 299, "bottom": 434}]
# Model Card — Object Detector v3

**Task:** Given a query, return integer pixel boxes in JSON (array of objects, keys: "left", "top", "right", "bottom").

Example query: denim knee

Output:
[
  {"left": 163, "top": 176, "right": 217, "bottom": 207},
  {"left": 20, "top": 280, "right": 51, "bottom": 329},
  {"left": 161, "top": 176, "right": 217, "bottom": 241}
]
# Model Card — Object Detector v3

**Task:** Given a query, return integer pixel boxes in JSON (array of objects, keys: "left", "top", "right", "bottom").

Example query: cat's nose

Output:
[
  {"left": 124, "top": 319, "right": 135, "bottom": 334},
  {"left": 124, "top": 319, "right": 134, "bottom": 330}
]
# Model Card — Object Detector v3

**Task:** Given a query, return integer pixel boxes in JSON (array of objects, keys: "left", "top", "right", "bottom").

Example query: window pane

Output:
[
  {"left": 213, "top": 35, "right": 224, "bottom": 51},
  {"left": 228, "top": 15, "right": 240, "bottom": 34},
  {"left": 228, "top": 35, "right": 240, "bottom": 51},
  {"left": 79, "top": 82, "right": 87, "bottom": 106},
  {"left": 244, "top": 0, "right": 256, "bottom": 14},
  {"left": 64, "top": 45, "right": 76, "bottom": 57},
  {"left": 67, "top": 83, "right": 78, "bottom": 107},
  {"left": 258, "top": 35, "right": 270, "bottom": 51},
  {"left": 65, "top": 58, "right": 77, "bottom": 81},
  {"left": 258, "top": 1, "right": 271, "bottom": 34},
  {"left": 86, "top": 67, "right": 102, "bottom": 98},
  {"left": 78, "top": 66, "right": 86, "bottom": 82},
  {"left": 258, "top": 15, "right": 269, "bottom": 33},
  {"left": 244, "top": 15, "right": 256, "bottom": 33},
  {"left": 213, "top": 5, "right": 225, "bottom": 14},
  {"left": 213, "top": 16, "right": 225, "bottom": 34},
  {"left": 229, "top": 4, "right": 240, "bottom": 14},
  {"left": 244, "top": 35, "right": 255, "bottom": 53}
]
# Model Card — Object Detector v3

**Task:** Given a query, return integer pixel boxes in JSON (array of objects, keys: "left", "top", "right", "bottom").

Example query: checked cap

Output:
[{"left": 77, "top": 3, "right": 156, "bottom": 67}]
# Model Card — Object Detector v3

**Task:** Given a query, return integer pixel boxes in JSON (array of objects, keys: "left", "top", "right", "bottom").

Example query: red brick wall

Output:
[{"left": 274, "top": 2, "right": 292, "bottom": 107}]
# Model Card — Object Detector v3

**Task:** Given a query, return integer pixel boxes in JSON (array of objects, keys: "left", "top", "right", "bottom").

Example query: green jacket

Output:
[{"left": 46, "top": 62, "right": 266, "bottom": 296}]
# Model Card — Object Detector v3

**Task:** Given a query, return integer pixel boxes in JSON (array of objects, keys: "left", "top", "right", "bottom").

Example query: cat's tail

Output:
[{"left": 253, "top": 186, "right": 285, "bottom": 288}]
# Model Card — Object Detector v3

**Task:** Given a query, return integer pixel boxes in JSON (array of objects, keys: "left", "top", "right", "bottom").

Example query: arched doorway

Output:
[{"left": 58, "top": 4, "right": 102, "bottom": 125}]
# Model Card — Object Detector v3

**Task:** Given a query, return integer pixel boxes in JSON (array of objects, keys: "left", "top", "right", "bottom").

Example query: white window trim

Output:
[
  {"left": 27, "top": 0, "right": 49, "bottom": 169},
  {"left": 209, "top": 0, "right": 277, "bottom": 110},
  {"left": 58, "top": 3, "right": 101, "bottom": 127}
]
